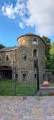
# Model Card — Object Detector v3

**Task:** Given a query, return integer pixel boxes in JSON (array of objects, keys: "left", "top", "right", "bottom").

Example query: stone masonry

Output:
[
  {"left": 0, "top": 33, "right": 45, "bottom": 83},
  {"left": 17, "top": 33, "right": 45, "bottom": 83}
]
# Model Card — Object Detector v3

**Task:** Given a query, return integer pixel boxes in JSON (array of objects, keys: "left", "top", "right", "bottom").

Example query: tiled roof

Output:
[{"left": 0, "top": 46, "right": 18, "bottom": 52}]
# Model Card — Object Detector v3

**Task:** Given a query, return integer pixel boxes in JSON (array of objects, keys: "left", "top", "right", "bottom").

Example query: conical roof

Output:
[
  {"left": 17, "top": 32, "right": 36, "bottom": 40},
  {"left": 17, "top": 32, "right": 45, "bottom": 43},
  {"left": 25, "top": 32, "right": 34, "bottom": 35}
]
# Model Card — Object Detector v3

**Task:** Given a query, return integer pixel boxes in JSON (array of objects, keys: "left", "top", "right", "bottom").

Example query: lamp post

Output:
[{"left": 14, "top": 63, "right": 17, "bottom": 96}]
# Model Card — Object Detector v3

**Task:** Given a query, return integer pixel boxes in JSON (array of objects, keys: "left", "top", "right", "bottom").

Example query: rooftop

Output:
[
  {"left": 0, "top": 46, "right": 18, "bottom": 52},
  {"left": 17, "top": 32, "right": 45, "bottom": 43}
]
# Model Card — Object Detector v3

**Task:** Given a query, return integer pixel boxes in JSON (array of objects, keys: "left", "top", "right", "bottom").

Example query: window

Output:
[
  {"left": 15, "top": 74, "right": 18, "bottom": 79},
  {"left": 6, "top": 55, "right": 9, "bottom": 61},
  {"left": 43, "top": 74, "right": 45, "bottom": 80},
  {"left": 34, "top": 61, "right": 37, "bottom": 69},
  {"left": 33, "top": 49, "right": 37, "bottom": 56},
  {"left": 33, "top": 38, "right": 37, "bottom": 44},
  {"left": 0, "top": 56, "right": 2, "bottom": 62},
  {"left": 23, "top": 54, "right": 26, "bottom": 60},
  {"left": 34, "top": 74, "right": 37, "bottom": 79},
  {"left": 21, "top": 71, "right": 28, "bottom": 82},
  {"left": 23, "top": 74, "right": 26, "bottom": 81}
]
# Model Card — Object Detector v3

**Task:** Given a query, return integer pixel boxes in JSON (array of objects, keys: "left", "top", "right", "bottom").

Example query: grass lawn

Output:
[
  {"left": 40, "top": 83, "right": 54, "bottom": 87},
  {"left": 0, "top": 79, "right": 54, "bottom": 96},
  {"left": 0, "top": 79, "right": 36, "bottom": 96}
]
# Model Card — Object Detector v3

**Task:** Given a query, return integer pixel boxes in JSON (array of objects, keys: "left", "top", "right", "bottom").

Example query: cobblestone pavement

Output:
[{"left": 0, "top": 96, "right": 54, "bottom": 120}]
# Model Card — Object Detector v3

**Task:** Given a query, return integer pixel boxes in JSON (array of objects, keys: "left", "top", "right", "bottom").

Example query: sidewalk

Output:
[{"left": 0, "top": 96, "right": 54, "bottom": 120}]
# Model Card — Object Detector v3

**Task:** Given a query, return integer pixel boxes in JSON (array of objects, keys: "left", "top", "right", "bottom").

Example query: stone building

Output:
[{"left": 0, "top": 33, "right": 45, "bottom": 83}]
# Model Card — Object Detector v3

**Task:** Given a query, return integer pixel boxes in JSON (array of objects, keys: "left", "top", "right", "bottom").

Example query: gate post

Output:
[
  {"left": 15, "top": 67, "right": 16, "bottom": 96},
  {"left": 36, "top": 59, "right": 39, "bottom": 92},
  {"left": 35, "top": 76, "right": 36, "bottom": 95}
]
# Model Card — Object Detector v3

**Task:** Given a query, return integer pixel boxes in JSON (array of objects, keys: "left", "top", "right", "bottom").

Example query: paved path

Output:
[{"left": 0, "top": 96, "right": 54, "bottom": 120}]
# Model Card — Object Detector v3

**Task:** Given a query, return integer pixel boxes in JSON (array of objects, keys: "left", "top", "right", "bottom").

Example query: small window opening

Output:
[
  {"left": 33, "top": 49, "right": 37, "bottom": 56},
  {"left": 34, "top": 61, "right": 37, "bottom": 69},
  {"left": 15, "top": 74, "right": 18, "bottom": 78},
  {"left": 23, "top": 54, "right": 26, "bottom": 60},
  {"left": 23, "top": 74, "right": 26, "bottom": 81},
  {"left": 43, "top": 74, "right": 45, "bottom": 80},
  {"left": 33, "top": 38, "right": 37, "bottom": 44},
  {"left": 6, "top": 55, "right": 9, "bottom": 61},
  {"left": 0, "top": 56, "right": 2, "bottom": 62},
  {"left": 34, "top": 74, "right": 37, "bottom": 79}
]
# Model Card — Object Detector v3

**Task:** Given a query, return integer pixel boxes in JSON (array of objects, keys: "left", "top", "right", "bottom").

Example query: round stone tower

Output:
[{"left": 17, "top": 32, "right": 45, "bottom": 83}]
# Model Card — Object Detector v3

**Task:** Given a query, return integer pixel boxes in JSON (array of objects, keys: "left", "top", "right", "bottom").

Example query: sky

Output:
[{"left": 0, "top": 0, "right": 54, "bottom": 47}]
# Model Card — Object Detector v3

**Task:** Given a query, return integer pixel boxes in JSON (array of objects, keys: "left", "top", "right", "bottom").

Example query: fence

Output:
[
  {"left": 0, "top": 63, "right": 54, "bottom": 96},
  {"left": 0, "top": 78, "right": 37, "bottom": 96}
]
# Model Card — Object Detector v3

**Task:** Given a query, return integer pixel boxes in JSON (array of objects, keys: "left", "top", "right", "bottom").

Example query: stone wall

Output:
[
  {"left": 17, "top": 33, "right": 45, "bottom": 83},
  {"left": 39, "top": 87, "right": 54, "bottom": 95},
  {"left": 0, "top": 33, "right": 45, "bottom": 83},
  {"left": 0, "top": 47, "right": 18, "bottom": 80}
]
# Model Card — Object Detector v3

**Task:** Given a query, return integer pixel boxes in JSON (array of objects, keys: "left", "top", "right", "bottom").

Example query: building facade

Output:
[{"left": 0, "top": 33, "right": 45, "bottom": 83}]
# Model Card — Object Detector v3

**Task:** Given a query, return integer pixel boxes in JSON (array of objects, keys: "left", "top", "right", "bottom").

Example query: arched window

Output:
[
  {"left": 33, "top": 38, "right": 37, "bottom": 44},
  {"left": 6, "top": 55, "right": 9, "bottom": 61},
  {"left": 33, "top": 49, "right": 37, "bottom": 56}
]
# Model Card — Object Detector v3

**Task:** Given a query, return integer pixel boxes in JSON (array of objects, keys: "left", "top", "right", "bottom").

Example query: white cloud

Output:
[
  {"left": 2, "top": 0, "right": 26, "bottom": 19},
  {"left": 26, "top": 0, "right": 54, "bottom": 36},
  {"left": 2, "top": 4, "right": 16, "bottom": 19},
  {"left": 1, "top": 0, "right": 54, "bottom": 36},
  {"left": 19, "top": 22, "right": 24, "bottom": 28}
]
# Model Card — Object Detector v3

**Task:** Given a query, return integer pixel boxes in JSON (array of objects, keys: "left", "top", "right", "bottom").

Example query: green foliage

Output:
[
  {"left": 42, "top": 36, "right": 51, "bottom": 69},
  {"left": 0, "top": 44, "right": 5, "bottom": 49},
  {"left": 50, "top": 42, "right": 54, "bottom": 55},
  {"left": 45, "top": 56, "right": 51, "bottom": 70},
  {"left": 50, "top": 42, "right": 54, "bottom": 74},
  {"left": 42, "top": 36, "right": 50, "bottom": 44}
]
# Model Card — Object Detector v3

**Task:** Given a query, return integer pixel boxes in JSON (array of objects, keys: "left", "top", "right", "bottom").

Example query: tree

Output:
[
  {"left": 42, "top": 36, "right": 51, "bottom": 69},
  {"left": 50, "top": 42, "right": 54, "bottom": 74},
  {"left": 42, "top": 36, "right": 50, "bottom": 43},
  {"left": 0, "top": 44, "right": 5, "bottom": 49}
]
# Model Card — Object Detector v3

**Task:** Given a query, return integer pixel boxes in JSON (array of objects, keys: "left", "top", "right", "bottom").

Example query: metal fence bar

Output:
[{"left": 36, "top": 59, "right": 39, "bottom": 92}]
